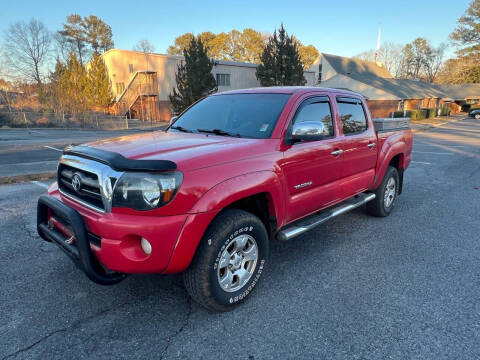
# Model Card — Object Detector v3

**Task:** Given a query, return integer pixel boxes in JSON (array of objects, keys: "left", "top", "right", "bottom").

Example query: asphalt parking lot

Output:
[{"left": 1, "top": 118, "right": 479, "bottom": 359}]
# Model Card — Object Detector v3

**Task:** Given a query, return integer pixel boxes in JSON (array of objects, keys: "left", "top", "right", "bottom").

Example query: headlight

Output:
[{"left": 112, "top": 172, "right": 182, "bottom": 210}]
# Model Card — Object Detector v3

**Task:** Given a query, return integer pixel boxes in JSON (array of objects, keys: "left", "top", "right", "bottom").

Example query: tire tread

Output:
[
  {"left": 183, "top": 209, "right": 266, "bottom": 312},
  {"left": 366, "top": 166, "right": 399, "bottom": 217}
]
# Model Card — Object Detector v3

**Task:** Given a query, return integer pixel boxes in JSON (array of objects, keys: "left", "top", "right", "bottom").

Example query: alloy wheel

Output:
[
  {"left": 217, "top": 234, "right": 258, "bottom": 293},
  {"left": 384, "top": 177, "right": 396, "bottom": 208}
]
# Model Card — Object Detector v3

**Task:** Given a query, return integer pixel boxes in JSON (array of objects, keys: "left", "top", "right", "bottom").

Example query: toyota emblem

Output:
[{"left": 72, "top": 174, "right": 82, "bottom": 192}]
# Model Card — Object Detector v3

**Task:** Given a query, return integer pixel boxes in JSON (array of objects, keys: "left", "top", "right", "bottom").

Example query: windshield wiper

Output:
[
  {"left": 196, "top": 128, "right": 241, "bottom": 137},
  {"left": 170, "top": 125, "right": 193, "bottom": 133}
]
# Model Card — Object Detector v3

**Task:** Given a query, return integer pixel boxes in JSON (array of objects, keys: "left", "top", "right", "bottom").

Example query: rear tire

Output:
[
  {"left": 366, "top": 166, "right": 399, "bottom": 217},
  {"left": 475, "top": 113, "right": 480, "bottom": 120},
  {"left": 183, "top": 209, "right": 269, "bottom": 312}
]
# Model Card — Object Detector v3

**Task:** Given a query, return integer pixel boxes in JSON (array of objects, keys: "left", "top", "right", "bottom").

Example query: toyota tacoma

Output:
[{"left": 37, "top": 87, "right": 413, "bottom": 311}]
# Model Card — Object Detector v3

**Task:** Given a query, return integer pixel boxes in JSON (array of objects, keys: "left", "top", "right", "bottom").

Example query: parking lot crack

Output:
[
  {"left": 2, "top": 286, "right": 187, "bottom": 360},
  {"left": 160, "top": 296, "right": 193, "bottom": 360},
  {"left": 1, "top": 307, "right": 112, "bottom": 360}
]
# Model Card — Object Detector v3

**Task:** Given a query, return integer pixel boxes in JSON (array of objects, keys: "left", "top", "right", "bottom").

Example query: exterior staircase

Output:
[{"left": 115, "top": 71, "right": 159, "bottom": 120}]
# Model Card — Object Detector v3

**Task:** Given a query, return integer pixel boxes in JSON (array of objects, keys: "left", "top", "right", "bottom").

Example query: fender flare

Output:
[
  {"left": 164, "top": 171, "right": 285, "bottom": 274},
  {"left": 188, "top": 170, "right": 285, "bottom": 220},
  {"left": 373, "top": 141, "right": 406, "bottom": 190}
]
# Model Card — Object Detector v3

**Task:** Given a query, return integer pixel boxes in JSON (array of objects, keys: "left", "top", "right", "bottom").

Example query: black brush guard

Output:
[{"left": 37, "top": 195, "right": 126, "bottom": 285}]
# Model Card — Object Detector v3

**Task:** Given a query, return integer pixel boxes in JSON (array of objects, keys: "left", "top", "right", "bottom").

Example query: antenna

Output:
[{"left": 375, "top": 22, "right": 382, "bottom": 62}]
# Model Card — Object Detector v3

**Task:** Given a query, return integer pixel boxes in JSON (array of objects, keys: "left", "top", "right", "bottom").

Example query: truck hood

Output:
[{"left": 83, "top": 130, "right": 272, "bottom": 171}]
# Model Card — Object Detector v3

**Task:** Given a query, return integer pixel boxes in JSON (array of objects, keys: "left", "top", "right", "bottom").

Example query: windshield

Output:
[{"left": 169, "top": 93, "right": 291, "bottom": 139}]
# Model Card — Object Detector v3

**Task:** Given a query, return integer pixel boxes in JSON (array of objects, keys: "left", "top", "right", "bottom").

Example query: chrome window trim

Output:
[{"left": 59, "top": 155, "right": 124, "bottom": 213}]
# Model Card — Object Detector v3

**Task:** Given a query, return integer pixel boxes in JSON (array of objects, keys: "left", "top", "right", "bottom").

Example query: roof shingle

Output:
[{"left": 321, "top": 53, "right": 393, "bottom": 79}]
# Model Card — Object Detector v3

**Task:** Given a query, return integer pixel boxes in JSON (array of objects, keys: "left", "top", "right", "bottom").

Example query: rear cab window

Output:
[{"left": 337, "top": 97, "right": 368, "bottom": 135}]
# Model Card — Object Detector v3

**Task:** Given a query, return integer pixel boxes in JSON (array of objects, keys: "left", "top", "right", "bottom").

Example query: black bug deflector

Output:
[
  {"left": 63, "top": 145, "right": 177, "bottom": 172},
  {"left": 37, "top": 195, "right": 126, "bottom": 285}
]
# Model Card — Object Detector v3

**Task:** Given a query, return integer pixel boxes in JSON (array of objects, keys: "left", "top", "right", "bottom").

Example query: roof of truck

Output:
[{"left": 217, "top": 86, "right": 364, "bottom": 98}]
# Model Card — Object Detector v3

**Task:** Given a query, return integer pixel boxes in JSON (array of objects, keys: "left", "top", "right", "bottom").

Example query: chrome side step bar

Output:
[{"left": 276, "top": 193, "right": 376, "bottom": 241}]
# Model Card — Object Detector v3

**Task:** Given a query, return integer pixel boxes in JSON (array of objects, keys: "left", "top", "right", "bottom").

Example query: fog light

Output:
[{"left": 141, "top": 237, "right": 152, "bottom": 255}]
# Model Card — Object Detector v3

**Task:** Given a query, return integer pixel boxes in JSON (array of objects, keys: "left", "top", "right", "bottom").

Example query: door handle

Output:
[
  {"left": 331, "top": 149, "right": 344, "bottom": 156},
  {"left": 367, "top": 143, "right": 376, "bottom": 148}
]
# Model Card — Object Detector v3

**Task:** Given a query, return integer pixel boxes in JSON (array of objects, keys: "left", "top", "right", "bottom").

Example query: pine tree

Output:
[
  {"left": 60, "top": 52, "right": 89, "bottom": 114},
  {"left": 87, "top": 53, "right": 113, "bottom": 110},
  {"left": 169, "top": 37, "right": 217, "bottom": 114},
  {"left": 256, "top": 24, "right": 306, "bottom": 86},
  {"left": 450, "top": 0, "right": 480, "bottom": 57},
  {"left": 41, "top": 58, "right": 66, "bottom": 112}
]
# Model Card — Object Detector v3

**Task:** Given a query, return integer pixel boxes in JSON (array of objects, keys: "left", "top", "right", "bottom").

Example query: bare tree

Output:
[
  {"left": 53, "top": 32, "right": 71, "bottom": 63},
  {"left": 3, "top": 19, "right": 51, "bottom": 85},
  {"left": 380, "top": 43, "right": 404, "bottom": 77},
  {"left": 134, "top": 39, "right": 155, "bottom": 53},
  {"left": 436, "top": 55, "right": 480, "bottom": 84},
  {"left": 354, "top": 42, "right": 403, "bottom": 77},
  {"left": 395, "top": 38, "right": 446, "bottom": 82},
  {"left": 354, "top": 49, "right": 376, "bottom": 62},
  {"left": 423, "top": 43, "right": 446, "bottom": 83}
]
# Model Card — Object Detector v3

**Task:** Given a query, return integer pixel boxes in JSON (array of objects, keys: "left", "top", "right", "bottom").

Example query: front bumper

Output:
[
  {"left": 37, "top": 193, "right": 189, "bottom": 284},
  {"left": 37, "top": 195, "right": 126, "bottom": 285}
]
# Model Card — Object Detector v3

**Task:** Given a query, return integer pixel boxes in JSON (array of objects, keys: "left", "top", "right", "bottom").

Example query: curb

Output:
[{"left": 0, "top": 172, "right": 56, "bottom": 185}]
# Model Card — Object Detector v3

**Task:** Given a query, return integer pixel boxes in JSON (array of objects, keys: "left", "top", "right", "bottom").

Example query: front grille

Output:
[{"left": 58, "top": 164, "right": 105, "bottom": 211}]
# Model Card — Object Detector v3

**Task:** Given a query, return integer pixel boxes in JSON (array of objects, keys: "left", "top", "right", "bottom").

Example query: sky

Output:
[{"left": 0, "top": 0, "right": 471, "bottom": 59}]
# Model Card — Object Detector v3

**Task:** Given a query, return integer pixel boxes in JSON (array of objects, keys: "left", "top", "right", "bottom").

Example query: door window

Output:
[
  {"left": 337, "top": 98, "right": 367, "bottom": 135},
  {"left": 292, "top": 97, "right": 334, "bottom": 137}
]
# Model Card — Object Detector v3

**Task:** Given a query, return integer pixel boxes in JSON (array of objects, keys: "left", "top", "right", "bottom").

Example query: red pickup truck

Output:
[{"left": 37, "top": 87, "right": 413, "bottom": 311}]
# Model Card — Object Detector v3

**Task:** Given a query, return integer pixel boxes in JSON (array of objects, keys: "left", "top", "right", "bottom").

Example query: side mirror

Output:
[
  {"left": 169, "top": 116, "right": 178, "bottom": 125},
  {"left": 290, "top": 121, "right": 328, "bottom": 142}
]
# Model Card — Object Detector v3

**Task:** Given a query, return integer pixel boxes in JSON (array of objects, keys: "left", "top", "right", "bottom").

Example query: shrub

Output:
[
  {"left": 438, "top": 106, "right": 450, "bottom": 116},
  {"left": 392, "top": 111, "right": 406, "bottom": 118},
  {"left": 415, "top": 109, "right": 428, "bottom": 120},
  {"left": 392, "top": 109, "right": 428, "bottom": 119},
  {"left": 36, "top": 116, "right": 49, "bottom": 126},
  {"left": 423, "top": 108, "right": 438, "bottom": 118},
  {"left": 0, "top": 112, "right": 8, "bottom": 126}
]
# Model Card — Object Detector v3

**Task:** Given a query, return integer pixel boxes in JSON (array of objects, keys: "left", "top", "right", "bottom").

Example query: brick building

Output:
[{"left": 311, "top": 53, "right": 480, "bottom": 118}]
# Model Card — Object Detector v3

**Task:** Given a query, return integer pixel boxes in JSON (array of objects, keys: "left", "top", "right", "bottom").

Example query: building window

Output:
[
  {"left": 116, "top": 82, "right": 125, "bottom": 94},
  {"left": 216, "top": 73, "right": 231, "bottom": 87},
  {"left": 128, "top": 64, "right": 134, "bottom": 73}
]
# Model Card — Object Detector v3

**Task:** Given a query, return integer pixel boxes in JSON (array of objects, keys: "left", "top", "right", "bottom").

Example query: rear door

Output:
[
  {"left": 281, "top": 95, "right": 344, "bottom": 222},
  {"left": 336, "top": 97, "right": 377, "bottom": 198}
]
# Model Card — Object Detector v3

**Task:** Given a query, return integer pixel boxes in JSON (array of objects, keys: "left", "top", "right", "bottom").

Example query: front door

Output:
[{"left": 281, "top": 96, "right": 344, "bottom": 223}]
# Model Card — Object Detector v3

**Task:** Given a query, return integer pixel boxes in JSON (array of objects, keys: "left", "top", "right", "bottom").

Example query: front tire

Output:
[
  {"left": 183, "top": 209, "right": 269, "bottom": 311},
  {"left": 475, "top": 113, "right": 480, "bottom": 120},
  {"left": 366, "top": 166, "right": 399, "bottom": 217}
]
